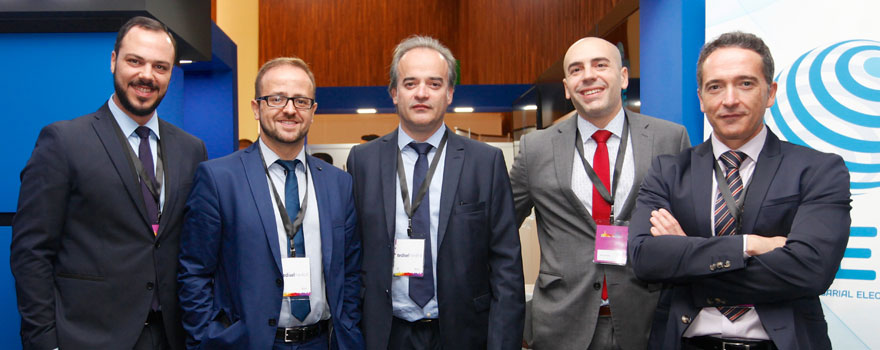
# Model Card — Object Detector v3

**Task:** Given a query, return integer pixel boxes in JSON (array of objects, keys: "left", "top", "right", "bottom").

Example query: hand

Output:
[
  {"left": 649, "top": 208, "right": 686, "bottom": 236},
  {"left": 746, "top": 235, "right": 787, "bottom": 256}
]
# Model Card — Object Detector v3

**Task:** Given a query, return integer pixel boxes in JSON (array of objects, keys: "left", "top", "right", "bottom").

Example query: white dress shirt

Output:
[
  {"left": 259, "top": 139, "right": 329, "bottom": 327},
  {"left": 392, "top": 125, "right": 446, "bottom": 321},
  {"left": 683, "top": 126, "right": 771, "bottom": 340},
  {"left": 571, "top": 108, "right": 635, "bottom": 224},
  {"left": 108, "top": 95, "right": 165, "bottom": 210}
]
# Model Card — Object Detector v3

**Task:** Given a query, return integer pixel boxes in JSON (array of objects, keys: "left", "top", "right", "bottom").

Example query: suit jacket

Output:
[
  {"left": 509, "top": 111, "right": 690, "bottom": 349},
  {"left": 346, "top": 128, "right": 525, "bottom": 350},
  {"left": 11, "top": 103, "right": 206, "bottom": 350},
  {"left": 178, "top": 143, "right": 364, "bottom": 350},
  {"left": 629, "top": 129, "right": 851, "bottom": 350}
]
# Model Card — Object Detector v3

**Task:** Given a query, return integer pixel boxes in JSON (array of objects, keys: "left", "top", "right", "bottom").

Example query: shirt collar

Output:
[
  {"left": 711, "top": 124, "right": 767, "bottom": 163},
  {"left": 576, "top": 107, "right": 625, "bottom": 144},
  {"left": 108, "top": 95, "right": 160, "bottom": 139},
  {"left": 259, "top": 138, "right": 306, "bottom": 169},
  {"left": 397, "top": 124, "right": 448, "bottom": 151}
]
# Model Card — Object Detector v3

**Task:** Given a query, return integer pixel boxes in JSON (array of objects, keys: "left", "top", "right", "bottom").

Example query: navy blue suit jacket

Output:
[
  {"left": 178, "top": 143, "right": 364, "bottom": 349},
  {"left": 346, "top": 129, "right": 525, "bottom": 350},
  {"left": 11, "top": 104, "right": 206, "bottom": 350},
  {"left": 629, "top": 129, "right": 851, "bottom": 350}
]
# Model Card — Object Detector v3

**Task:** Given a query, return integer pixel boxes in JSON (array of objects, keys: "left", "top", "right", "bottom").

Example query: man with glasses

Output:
[
  {"left": 178, "top": 57, "right": 364, "bottom": 349},
  {"left": 11, "top": 16, "right": 206, "bottom": 350}
]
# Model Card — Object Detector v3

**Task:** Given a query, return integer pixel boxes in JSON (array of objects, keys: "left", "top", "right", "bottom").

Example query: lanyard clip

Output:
[{"left": 407, "top": 218, "right": 414, "bottom": 237}]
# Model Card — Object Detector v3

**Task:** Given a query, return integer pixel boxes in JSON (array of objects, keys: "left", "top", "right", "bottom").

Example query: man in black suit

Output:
[
  {"left": 11, "top": 16, "right": 207, "bottom": 350},
  {"left": 629, "top": 31, "right": 851, "bottom": 349},
  {"left": 346, "top": 35, "right": 525, "bottom": 350}
]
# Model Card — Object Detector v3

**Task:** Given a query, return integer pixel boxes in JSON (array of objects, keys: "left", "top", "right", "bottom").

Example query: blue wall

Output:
[
  {"left": 640, "top": 0, "right": 705, "bottom": 145},
  {"left": 0, "top": 25, "right": 237, "bottom": 348}
]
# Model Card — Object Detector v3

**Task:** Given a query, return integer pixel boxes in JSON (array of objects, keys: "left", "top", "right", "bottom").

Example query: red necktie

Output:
[{"left": 591, "top": 130, "right": 612, "bottom": 300}]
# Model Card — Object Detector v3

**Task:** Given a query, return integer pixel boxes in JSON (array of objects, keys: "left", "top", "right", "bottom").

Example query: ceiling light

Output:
[
  {"left": 522, "top": 105, "right": 538, "bottom": 110},
  {"left": 356, "top": 108, "right": 377, "bottom": 114},
  {"left": 453, "top": 107, "right": 474, "bottom": 113}
]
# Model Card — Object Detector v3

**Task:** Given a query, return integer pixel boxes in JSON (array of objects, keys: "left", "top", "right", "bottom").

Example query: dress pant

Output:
[
  {"left": 133, "top": 311, "right": 170, "bottom": 350},
  {"left": 389, "top": 317, "right": 441, "bottom": 350},
  {"left": 587, "top": 315, "right": 620, "bottom": 350}
]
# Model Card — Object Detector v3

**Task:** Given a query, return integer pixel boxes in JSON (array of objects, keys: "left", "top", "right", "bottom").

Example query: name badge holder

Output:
[
  {"left": 257, "top": 139, "right": 312, "bottom": 301},
  {"left": 575, "top": 119, "right": 632, "bottom": 265},
  {"left": 392, "top": 133, "right": 447, "bottom": 277}
]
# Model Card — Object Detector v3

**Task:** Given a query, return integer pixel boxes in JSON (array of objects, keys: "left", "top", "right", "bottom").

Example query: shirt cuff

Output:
[{"left": 742, "top": 234, "right": 750, "bottom": 258}]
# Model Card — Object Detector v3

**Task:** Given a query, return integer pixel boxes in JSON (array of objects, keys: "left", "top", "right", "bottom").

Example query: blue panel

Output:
[
  {"left": 640, "top": 0, "right": 705, "bottom": 145},
  {"left": 836, "top": 269, "right": 877, "bottom": 280},
  {"left": 844, "top": 248, "right": 872, "bottom": 259},
  {"left": 184, "top": 69, "right": 236, "bottom": 159},
  {"left": 0, "top": 227, "right": 21, "bottom": 349},
  {"left": 0, "top": 32, "right": 116, "bottom": 212}
]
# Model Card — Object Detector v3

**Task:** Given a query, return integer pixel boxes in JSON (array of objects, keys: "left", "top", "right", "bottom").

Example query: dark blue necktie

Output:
[
  {"left": 277, "top": 159, "right": 310, "bottom": 321},
  {"left": 408, "top": 142, "right": 435, "bottom": 308},
  {"left": 135, "top": 126, "right": 160, "bottom": 311},
  {"left": 135, "top": 126, "right": 159, "bottom": 229}
]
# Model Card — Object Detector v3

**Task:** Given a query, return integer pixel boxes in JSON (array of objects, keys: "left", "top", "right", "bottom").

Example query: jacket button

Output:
[
  {"left": 154, "top": 241, "right": 161, "bottom": 248},
  {"left": 706, "top": 298, "right": 714, "bottom": 305},
  {"left": 593, "top": 282, "right": 602, "bottom": 290},
  {"left": 723, "top": 260, "right": 731, "bottom": 268},
  {"left": 268, "top": 319, "right": 277, "bottom": 326},
  {"left": 276, "top": 278, "right": 283, "bottom": 287},
  {"left": 709, "top": 264, "right": 716, "bottom": 271},
  {"left": 716, "top": 262, "right": 724, "bottom": 269},
  {"left": 681, "top": 315, "right": 691, "bottom": 324},
  {"left": 146, "top": 282, "right": 154, "bottom": 290}
]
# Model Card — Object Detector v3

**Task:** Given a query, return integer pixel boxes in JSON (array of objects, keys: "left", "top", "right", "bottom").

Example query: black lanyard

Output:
[
  {"left": 574, "top": 118, "right": 629, "bottom": 223},
  {"left": 258, "top": 140, "right": 310, "bottom": 257},
  {"left": 396, "top": 132, "right": 448, "bottom": 237},
  {"left": 713, "top": 157, "right": 751, "bottom": 235},
  {"left": 111, "top": 120, "right": 165, "bottom": 220}
]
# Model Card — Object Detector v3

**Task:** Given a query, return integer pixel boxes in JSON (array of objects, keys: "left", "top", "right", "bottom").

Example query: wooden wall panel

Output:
[
  {"left": 457, "top": 0, "right": 620, "bottom": 84},
  {"left": 260, "top": 0, "right": 458, "bottom": 87},
  {"left": 260, "top": 0, "right": 620, "bottom": 86}
]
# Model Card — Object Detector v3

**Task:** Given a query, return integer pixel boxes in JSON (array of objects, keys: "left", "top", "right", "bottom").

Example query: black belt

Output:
[
  {"left": 683, "top": 336, "right": 777, "bottom": 350},
  {"left": 275, "top": 319, "right": 329, "bottom": 343},
  {"left": 393, "top": 316, "right": 438, "bottom": 324},
  {"left": 144, "top": 310, "right": 163, "bottom": 326},
  {"left": 598, "top": 305, "right": 612, "bottom": 316}
]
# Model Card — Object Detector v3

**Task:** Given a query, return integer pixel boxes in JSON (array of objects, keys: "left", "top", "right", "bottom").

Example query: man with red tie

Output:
[{"left": 509, "top": 37, "right": 690, "bottom": 349}]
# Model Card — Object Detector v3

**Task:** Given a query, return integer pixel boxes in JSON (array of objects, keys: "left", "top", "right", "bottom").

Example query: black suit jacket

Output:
[
  {"left": 11, "top": 103, "right": 207, "bottom": 350},
  {"left": 346, "top": 128, "right": 525, "bottom": 350},
  {"left": 629, "top": 129, "right": 851, "bottom": 350}
]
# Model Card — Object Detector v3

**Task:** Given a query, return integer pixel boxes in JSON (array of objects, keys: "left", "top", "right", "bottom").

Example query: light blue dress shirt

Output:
[
  {"left": 392, "top": 125, "right": 447, "bottom": 321},
  {"left": 108, "top": 96, "right": 165, "bottom": 211}
]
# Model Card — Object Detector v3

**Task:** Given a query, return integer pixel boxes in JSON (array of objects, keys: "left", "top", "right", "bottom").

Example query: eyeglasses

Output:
[{"left": 256, "top": 95, "right": 316, "bottom": 109}]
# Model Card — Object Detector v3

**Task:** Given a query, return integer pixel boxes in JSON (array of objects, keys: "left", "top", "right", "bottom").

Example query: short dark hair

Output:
[
  {"left": 114, "top": 16, "right": 178, "bottom": 63},
  {"left": 697, "top": 31, "right": 774, "bottom": 87},
  {"left": 255, "top": 57, "right": 317, "bottom": 98}
]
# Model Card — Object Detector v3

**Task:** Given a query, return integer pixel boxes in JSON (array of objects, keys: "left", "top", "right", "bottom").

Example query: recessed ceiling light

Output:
[
  {"left": 453, "top": 107, "right": 474, "bottom": 113},
  {"left": 356, "top": 108, "right": 377, "bottom": 114},
  {"left": 522, "top": 105, "right": 538, "bottom": 110}
]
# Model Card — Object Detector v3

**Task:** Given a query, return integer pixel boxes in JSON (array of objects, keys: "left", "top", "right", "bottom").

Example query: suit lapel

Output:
[
  {"left": 691, "top": 141, "right": 715, "bottom": 237},
  {"left": 380, "top": 131, "right": 399, "bottom": 242},
  {"left": 308, "top": 156, "right": 335, "bottom": 279},
  {"left": 552, "top": 117, "right": 590, "bottom": 221},
  {"left": 741, "top": 130, "right": 783, "bottom": 234},
  {"left": 155, "top": 121, "right": 179, "bottom": 238},
  {"left": 90, "top": 104, "right": 150, "bottom": 228},
  {"left": 628, "top": 111, "right": 654, "bottom": 194},
  {"left": 437, "top": 131, "right": 464, "bottom": 248},
  {"left": 242, "top": 144, "right": 283, "bottom": 272}
]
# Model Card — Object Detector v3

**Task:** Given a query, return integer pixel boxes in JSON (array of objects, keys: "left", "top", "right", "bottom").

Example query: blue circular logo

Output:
[{"left": 768, "top": 39, "right": 880, "bottom": 191}]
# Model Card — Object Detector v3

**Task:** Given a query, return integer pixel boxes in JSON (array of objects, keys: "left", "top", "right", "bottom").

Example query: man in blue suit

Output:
[
  {"left": 346, "top": 35, "right": 525, "bottom": 350},
  {"left": 179, "top": 57, "right": 364, "bottom": 349},
  {"left": 629, "top": 32, "right": 851, "bottom": 349}
]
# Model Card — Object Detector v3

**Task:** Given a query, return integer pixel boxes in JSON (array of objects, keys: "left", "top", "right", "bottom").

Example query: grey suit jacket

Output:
[{"left": 509, "top": 110, "right": 689, "bottom": 350}]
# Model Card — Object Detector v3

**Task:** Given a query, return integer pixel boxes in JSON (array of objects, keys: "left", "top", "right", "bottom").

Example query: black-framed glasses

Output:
[{"left": 256, "top": 95, "right": 316, "bottom": 109}]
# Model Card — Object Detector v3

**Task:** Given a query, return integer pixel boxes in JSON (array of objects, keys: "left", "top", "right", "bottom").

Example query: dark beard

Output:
[{"left": 114, "top": 76, "right": 165, "bottom": 117}]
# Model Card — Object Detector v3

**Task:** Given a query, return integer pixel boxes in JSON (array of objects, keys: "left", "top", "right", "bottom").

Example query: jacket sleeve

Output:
[
  {"left": 11, "top": 124, "right": 68, "bottom": 350},
  {"left": 177, "top": 163, "right": 222, "bottom": 349}
]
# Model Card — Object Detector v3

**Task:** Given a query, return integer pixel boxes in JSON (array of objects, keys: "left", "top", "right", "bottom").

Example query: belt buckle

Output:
[
  {"left": 282, "top": 328, "right": 300, "bottom": 343},
  {"left": 722, "top": 340, "right": 749, "bottom": 350}
]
